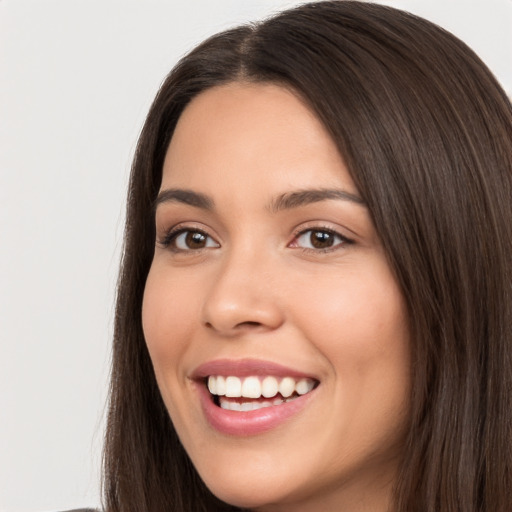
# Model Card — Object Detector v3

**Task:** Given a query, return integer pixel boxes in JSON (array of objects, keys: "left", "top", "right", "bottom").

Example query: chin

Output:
[
  {"left": 205, "top": 478, "right": 295, "bottom": 511},
  {"left": 193, "top": 453, "right": 302, "bottom": 510}
]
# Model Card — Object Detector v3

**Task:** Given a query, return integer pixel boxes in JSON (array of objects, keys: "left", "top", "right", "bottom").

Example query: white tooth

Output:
[
  {"left": 279, "top": 377, "right": 295, "bottom": 398},
  {"left": 225, "top": 376, "right": 242, "bottom": 397},
  {"left": 216, "top": 376, "right": 226, "bottom": 396},
  {"left": 273, "top": 397, "right": 284, "bottom": 406},
  {"left": 261, "top": 376, "right": 279, "bottom": 398},
  {"left": 220, "top": 398, "right": 242, "bottom": 411},
  {"left": 207, "top": 376, "right": 217, "bottom": 395},
  {"left": 296, "top": 378, "right": 314, "bottom": 395},
  {"left": 253, "top": 401, "right": 273, "bottom": 410},
  {"left": 220, "top": 399, "right": 275, "bottom": 412},
  {"left": 242, "top": 376, "right": 262, "bottom": 398}
]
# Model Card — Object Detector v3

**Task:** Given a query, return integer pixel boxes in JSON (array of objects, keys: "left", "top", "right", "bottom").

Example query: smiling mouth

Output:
[{"left": 206, "top": 375, "right": 319, "bottom": 411}]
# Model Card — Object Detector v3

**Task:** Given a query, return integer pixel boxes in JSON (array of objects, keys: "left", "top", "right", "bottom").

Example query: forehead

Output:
[{"left": 161, "top": 82, "right": 357, "bottom": 197}]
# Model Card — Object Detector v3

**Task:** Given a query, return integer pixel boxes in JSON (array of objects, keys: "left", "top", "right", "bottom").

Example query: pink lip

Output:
[
  {"left": 192, "top": 358, "right": 316, "bottom": 379},
  {"left": 191, "top": 359, "right": 318, "bottom": 436}
]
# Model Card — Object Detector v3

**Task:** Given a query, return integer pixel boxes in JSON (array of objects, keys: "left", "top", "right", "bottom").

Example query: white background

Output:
[{"left": 1, "top": 1, "right": 511, "bottom": 511}]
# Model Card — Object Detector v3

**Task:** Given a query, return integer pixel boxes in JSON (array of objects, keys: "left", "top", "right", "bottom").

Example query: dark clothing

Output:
[{"left": 60, "top": 509, "right": 98, "bottom": 512}]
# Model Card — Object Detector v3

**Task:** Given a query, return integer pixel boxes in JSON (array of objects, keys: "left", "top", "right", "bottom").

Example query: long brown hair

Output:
[{"left": 103, "top": 2, "right": 512, "bottom": 511}]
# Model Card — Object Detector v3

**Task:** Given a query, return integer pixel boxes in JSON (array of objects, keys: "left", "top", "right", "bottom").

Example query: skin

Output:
[{"left": 142, "top": 82, "right": 411, "bottom": 512}]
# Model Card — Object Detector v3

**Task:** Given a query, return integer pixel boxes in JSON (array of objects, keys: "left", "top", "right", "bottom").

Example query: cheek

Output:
[
  {"left": 141, "top": 266, "right": 199, "bottom": 374},
  {"left": 290, "top": 261, "right": 410, "bottom": 380}
]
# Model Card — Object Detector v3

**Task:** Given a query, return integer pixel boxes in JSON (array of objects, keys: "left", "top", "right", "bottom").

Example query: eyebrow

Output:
[
  {"left": 268, "top": 188, "right": 365, "bottom": 213},
  {"left": 153, "top": 187, "right": 366, "bottom": 214},
  {"left": 153, "top": 188, "right": 214, "bottom": 211}
]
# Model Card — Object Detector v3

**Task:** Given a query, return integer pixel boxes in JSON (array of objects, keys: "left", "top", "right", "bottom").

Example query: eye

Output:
[
  {"left": 160, "top": 228, "right": 220, "bottom": 251},
  {"left": 291, "top": 228, "right": 352, "bottom": 251}
]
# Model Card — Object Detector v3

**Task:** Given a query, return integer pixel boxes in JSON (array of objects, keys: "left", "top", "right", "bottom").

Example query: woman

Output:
[{"left": 102, "top": 1, "right": 512, "bottom": 511}]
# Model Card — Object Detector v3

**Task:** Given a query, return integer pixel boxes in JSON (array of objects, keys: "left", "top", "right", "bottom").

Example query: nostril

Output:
[
  {"left": 204, "top": 320, "right": 260, "bottom": 329},
  {"left": 233, "top": 321, "right": 266, "bottom": 332},
  {"left": 238, "top": 321, "right": 261, "bottom": 328}
]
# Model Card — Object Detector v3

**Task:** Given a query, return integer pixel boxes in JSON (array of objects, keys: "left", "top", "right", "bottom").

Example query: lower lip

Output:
[{"left": 196, "top": 383, "right": 315, "bottom": 436}]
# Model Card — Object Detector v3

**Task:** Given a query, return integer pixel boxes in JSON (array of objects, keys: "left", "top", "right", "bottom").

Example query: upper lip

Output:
[{"left": 191, "top": 358, "right": 319, "bottom": 380}]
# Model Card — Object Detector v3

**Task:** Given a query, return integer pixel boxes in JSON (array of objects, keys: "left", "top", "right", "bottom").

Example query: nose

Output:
[{"left": 201, "top": 249, "right": 284, "bottom": 337}]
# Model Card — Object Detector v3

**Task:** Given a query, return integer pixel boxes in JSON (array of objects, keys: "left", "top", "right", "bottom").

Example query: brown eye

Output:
[
  {"left": 293, "top": 229, "right": 350, "bottom": 251},
  {"left": 185, "top": 231, "right": 207, "bottom": 249},
  {"left": 309, "top": 231, "right": 335, "bottom": 248},
  {"left": 169, "top": 229, "right": 219, "bottom": 251}
]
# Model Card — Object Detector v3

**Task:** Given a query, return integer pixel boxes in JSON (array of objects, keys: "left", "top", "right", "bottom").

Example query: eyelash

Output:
[
  {"left": 157, "top": 226, "right": 354, "bottom": 253},
  {"left": 290, "top": 226, "right": 354, "bottom": 253},
  {"left": 158, "top": 227, "right": 218, "bottom": 252}
]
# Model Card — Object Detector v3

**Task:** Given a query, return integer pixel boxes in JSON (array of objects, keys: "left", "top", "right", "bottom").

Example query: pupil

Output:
[
  {"left": 311, "top": 231, "right": 333, "bottom": 248},
  {"left": 186, "top": 231, "right": 206, "bottom": 248}
]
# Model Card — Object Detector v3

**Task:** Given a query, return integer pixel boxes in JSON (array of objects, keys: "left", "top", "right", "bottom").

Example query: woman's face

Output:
[{"left": 142, "top": 82, "right": 411, "bottom": 512}]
